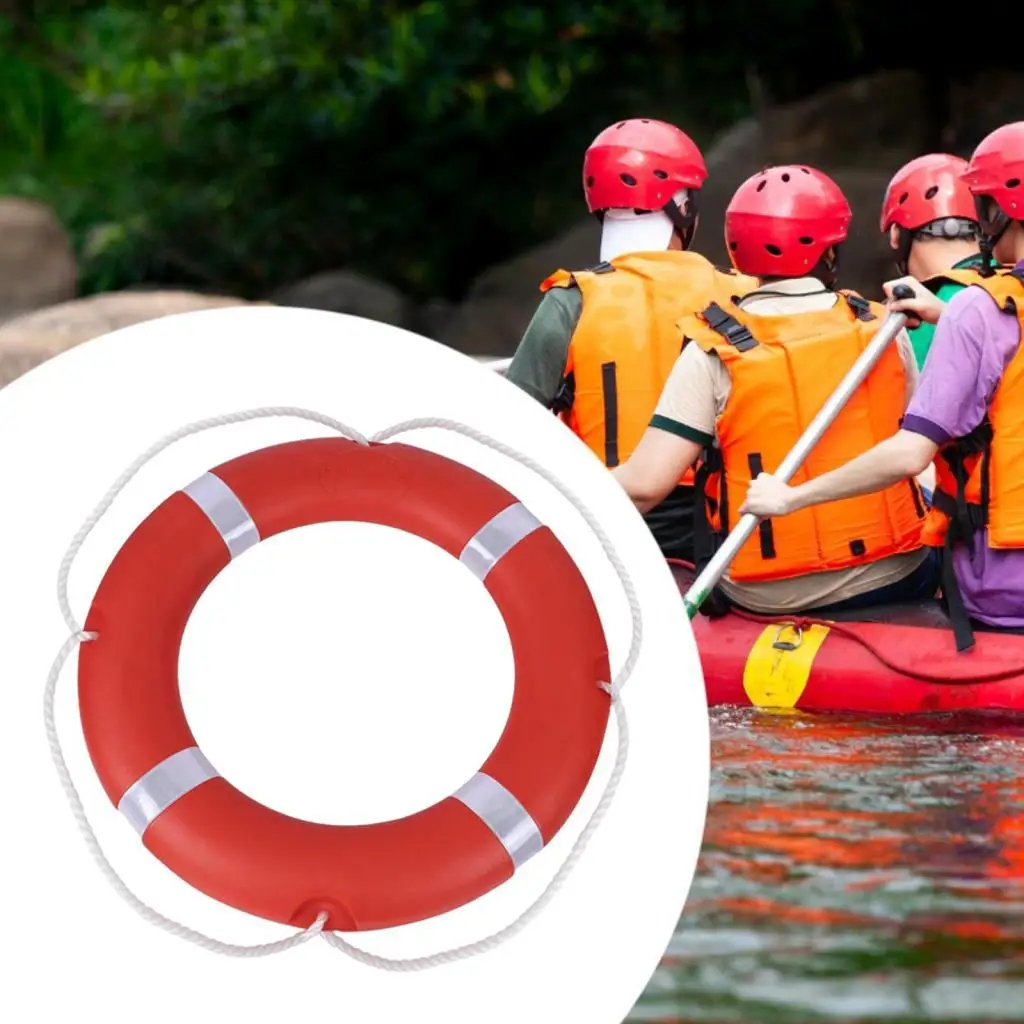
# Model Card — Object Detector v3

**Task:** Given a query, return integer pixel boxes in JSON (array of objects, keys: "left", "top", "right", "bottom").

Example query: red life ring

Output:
[{"left": 78, "top": 437, "right": 611, "bottom": 932}]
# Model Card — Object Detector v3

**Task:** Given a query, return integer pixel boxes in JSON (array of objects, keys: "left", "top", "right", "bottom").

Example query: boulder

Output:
[
  {"left": 0, "top": 289, "right": 255, "bottom": 388},
  {"left": 0, "top": 197, "right": 79, "bottom": 322},
  {"left": 269, "top": 270, "right": 411, "bottom": 328},
  {"left": 438, "top": 221, "right": 598, "bottom": 356},
  {"left": 412, "top": 297, "right": 458, "bottom": 340}
]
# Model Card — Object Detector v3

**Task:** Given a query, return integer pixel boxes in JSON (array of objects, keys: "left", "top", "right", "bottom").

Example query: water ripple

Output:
[{"left": 632, "top": 709, "right": 1024, "bottom": 1023}]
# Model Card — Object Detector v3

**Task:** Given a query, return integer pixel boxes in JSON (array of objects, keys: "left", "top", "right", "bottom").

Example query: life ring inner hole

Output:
[{"left": 178, "top": 519, "right": 516, "bottom": 826}]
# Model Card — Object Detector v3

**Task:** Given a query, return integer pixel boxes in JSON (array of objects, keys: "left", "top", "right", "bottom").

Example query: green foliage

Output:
[{"left": 0, "top": 1, "right": 896, "bottom": 301}]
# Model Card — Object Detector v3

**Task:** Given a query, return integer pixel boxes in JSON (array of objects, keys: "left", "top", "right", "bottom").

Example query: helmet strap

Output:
[
  {"left": 975, "top": 195, "right": 1011, "bottom": 277},
  {"left": 663, "top": 190, "right": 699, "bottom": 249},
  {"left": 894, "top": 227, "right": 913, "bottom": 278},
  {"left": 979, "top": 219, "right": 1010, "bottom": 277},
  {"left": 811, "top": 245, "right": 840, "bottom": 289}
]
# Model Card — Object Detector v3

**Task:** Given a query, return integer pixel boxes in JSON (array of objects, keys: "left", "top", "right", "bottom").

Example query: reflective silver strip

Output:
[
  {"left": 453, "top": 772, "right": 544, "bottom": 869},
  {"left": 118, "top": 747, "right": 220, "bottom": 836},
  {"left": 181, "top": 472, "right": 260, "bottom": 558},
  {"left": 459, "top": 502, "right": 542, "bottom": 581}
]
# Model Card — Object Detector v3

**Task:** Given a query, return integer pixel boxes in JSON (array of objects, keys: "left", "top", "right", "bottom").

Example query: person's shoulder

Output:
[
  {"left": 533, "top": 280, "right": 583, "bottom": 323},
  {"left": 543, "top": 279, "right": 581, "bottom": 303},
  {"left": 927, "top": 276, "right": 1023, "bottom": 369},
  {"left": 946, "top": 280, "right": 994, "bottom": 314},
  {"left": 938, "top": 279, "right": 1022, "bottom": 344},
  {"left": 677, "top": 337, "right": 720, "bottom": 375}
]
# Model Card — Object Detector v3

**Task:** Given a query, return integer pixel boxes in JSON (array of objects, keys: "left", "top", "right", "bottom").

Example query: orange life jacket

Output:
[
  {"left": 922, "top": 264, "right": 990, "bottom": 293},
  {"left": 922, "top": 266, "right": 1024, "bottom": 552},
  {"left": 680, "top": 289, "right": 925, "bottom": 583},
  {"left": 541, "top": 251, "right": 758, "bottom": 483}
]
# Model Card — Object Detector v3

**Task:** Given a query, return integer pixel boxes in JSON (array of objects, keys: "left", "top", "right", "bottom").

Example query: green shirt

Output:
[
  {"left": 506, "top": 287, "right": 582, "bottom": 406},
  {"left": 910, "top": 253, "right": 986, "bottom": 368}
]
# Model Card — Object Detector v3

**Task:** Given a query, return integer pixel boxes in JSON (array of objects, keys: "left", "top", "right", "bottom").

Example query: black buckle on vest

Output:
[
  {"left": 845, "top": 294, "right": 876, "bottom": 321},
  {"left": 701, "top": 303, "right": 758, "bottom": 351},
  {"left": 584, "top": 261, "right": 616, "bottom": 275},
  {"left": 1010, "top": 266, "right": 1024, "bottom": 285},
  {"left": 552, "top": 371, "right": 574, "bottom": 415}
]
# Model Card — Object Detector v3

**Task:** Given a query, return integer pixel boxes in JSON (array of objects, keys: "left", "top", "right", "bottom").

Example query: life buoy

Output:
[{"left": 78, "top": 436, "right": 611, "bottom": 933}]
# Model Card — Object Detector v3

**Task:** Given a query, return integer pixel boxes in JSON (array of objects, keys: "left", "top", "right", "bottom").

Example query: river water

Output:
[{"left": 631, "top": 708, "right": 1024, "bottom": 1023}]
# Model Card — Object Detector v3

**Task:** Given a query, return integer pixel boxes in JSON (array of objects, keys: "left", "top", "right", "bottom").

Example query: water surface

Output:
[{"left": 632, "top": 709, "right": 1024, "bottom": 1023}]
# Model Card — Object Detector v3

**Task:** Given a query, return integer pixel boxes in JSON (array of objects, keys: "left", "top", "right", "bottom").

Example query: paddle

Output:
[{"left": 682, "top": 283, "right": 916, "bottom": 619}]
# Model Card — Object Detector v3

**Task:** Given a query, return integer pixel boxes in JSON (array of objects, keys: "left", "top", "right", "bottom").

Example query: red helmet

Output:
[
  {"left": 880, "top": 154, "right": 977, "bottom": 232},
  {"left": 724, "top": 165, "right": 851, "bottom": 278},
  {"left": 583, "top": 119, "right": 707, "bottom": 214},
  {"left": 961, "top": 122, "right": 1024, "bottom": 221}
]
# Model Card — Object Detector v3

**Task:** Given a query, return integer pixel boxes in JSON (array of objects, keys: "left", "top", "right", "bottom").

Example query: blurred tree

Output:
[{"left": 0, "top": 0, "right": 965, "bottom": 302}]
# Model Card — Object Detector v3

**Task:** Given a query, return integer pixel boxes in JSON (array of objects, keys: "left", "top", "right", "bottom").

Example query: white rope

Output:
[
  {"left": 56, "top": 407, "right": 370, "bottom": 634},
  {"left": 45, "top": 406, "right": 643, "bottom": 968}
]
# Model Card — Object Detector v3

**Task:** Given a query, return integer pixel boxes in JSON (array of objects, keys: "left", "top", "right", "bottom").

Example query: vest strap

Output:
[
  {"left": 701, "top": 303, "right": 758, "bottom": 352},
  {"left": 746, "top": 452, "right": 776, "bottom": 560},
  {"left": 601, "top": 361, "right": 619, "bottom": 466},
  {"left": 939, "top": 542, "right": 977, "bottom": 653},
  {"left": 692, "top": 447, "right": 732, "bottom": 618},
  {"left": 552, "top": 371, "right": 574, "bottom": 415},
  {"left": 844, "top": 294, "right": 877, "bottom": 321}
]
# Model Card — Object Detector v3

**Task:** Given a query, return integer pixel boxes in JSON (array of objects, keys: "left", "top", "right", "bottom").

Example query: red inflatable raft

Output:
[{"left": 669, "top": 562, "right": 1024, "bottom": 716}]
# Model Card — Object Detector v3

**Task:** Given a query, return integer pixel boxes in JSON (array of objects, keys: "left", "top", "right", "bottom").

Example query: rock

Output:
[
  {"left": 439, "top": 221, "right": 599, "bottom": 355},
  {"left": 438, "top": 69, "right": 1024, "bottom": 356},
  {"left": 0, "top": 289, "right": 256, "bottom": 388},
  {"left": 0, "top": 197, "right": 79, "bottom": 322},
  {"left": 269, "top": 270, "right": 411, "bottom": 328},
  {"left": 412, "top": 298, "right": 458, "bottom": 340}
]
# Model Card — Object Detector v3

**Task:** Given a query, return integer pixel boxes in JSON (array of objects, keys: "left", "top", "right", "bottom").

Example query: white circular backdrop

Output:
[{"left": 0, "top": 306, "right": 709, "bottom": 1023}]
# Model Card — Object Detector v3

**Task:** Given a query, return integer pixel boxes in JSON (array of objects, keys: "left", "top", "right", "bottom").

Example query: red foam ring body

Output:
[{"left": 79, "top": 438, "right": 610, "bottom": 930}]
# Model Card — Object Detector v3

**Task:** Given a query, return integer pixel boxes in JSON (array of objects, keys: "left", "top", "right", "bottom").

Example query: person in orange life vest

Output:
[
  {"left": 505, "top": 118, "right": 757, "bottom": 563},
  {"left": 741, "top": 124, "right": 1024, "bottom": 650},
  {"left": 612, "top": 165, "right": 937, "bottom": 616}
]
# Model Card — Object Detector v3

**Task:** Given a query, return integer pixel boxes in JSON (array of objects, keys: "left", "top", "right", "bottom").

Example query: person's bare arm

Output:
[
  {"left": 612, "top": 343, "right": 716, "bottom": 513},
  {"left": 739, "top": 430, "right": 937, "bottom": 518},
  {"left": 612, "top": 429, "right": 702, "bottom": 513},
  {"left": 895, "top": 327, "right": 918, "bottom": 410}
]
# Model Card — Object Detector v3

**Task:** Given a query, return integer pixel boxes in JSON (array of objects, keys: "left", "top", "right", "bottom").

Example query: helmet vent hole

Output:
[
  {"left": 799, "top": 236, "right": 814, "bottom": 245},
  {"left": 729, "top": 241, "right": 738, "bottom": 250},
  {"left": 653, "top": 169, "right": 668, "bottom": 179},
  {"left": 641, "top": 119, "right": 650, "bottom": 123},
  {"left": 781, "top": 172, "right": 791, "bottom": 182},
  {"left": 756, "top": 180, "right": 767, "bottom": 192},
  {"left": 619, "top": 173, "right": 637, "bottom": 187},
  {"left": 586, "top": 175, "right": 595, "bottom": 187},
  {"left": 765, "top": 244, "right": 783, "bottom": 256},
  {"left": 899, "top": 192, "right": 909, "bottom": 204},
  {"left": 616, "top": 122, "right": 626, "bottom": 129},
  {"left": 924, "top": 186, "right": 939, "bottom": 199},
  {"left": 1008, "top": 178, "right": 1021, "bottom": 188},
  {"left": 800, "top": 167, "right": 811, "bottom": 174}
]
